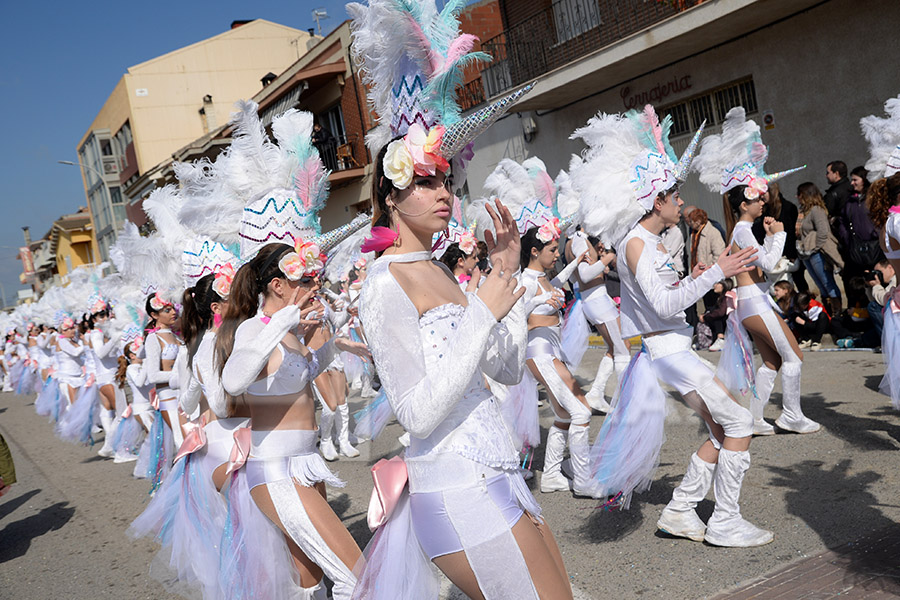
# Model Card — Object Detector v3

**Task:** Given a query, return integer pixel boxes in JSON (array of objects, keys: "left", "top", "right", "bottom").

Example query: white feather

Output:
[{"left": 861, "top": 94, "right": 900, "bottom": 178}]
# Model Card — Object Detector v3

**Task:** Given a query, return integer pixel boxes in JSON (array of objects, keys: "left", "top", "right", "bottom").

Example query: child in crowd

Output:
[
  {"left": 794, "top": 292, "right": 830, "bottom": 350},
  {"left": 698, "top": 279, "right": 732, "bottom": 351}
]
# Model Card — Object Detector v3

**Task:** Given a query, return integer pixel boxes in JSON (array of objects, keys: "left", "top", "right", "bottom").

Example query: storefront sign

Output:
[
  {"left": 621, "top": 75, "right": 693, "bottom": 110},
  {"left": 19, "top": 247, "right": 34, "bottom": 276}
]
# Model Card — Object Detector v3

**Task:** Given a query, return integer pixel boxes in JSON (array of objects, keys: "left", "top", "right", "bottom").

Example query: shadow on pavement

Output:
[
  {"left": 800, "top": 393, "right": 900, "bottom": 451},
  {"left": 0, "top": 488, "right": 40, "bottom": 521},
  {"left": 766, "top": 459, "right": 900, "bottom": 595},
  {"left": 0, "top": 501, "right": 75, "bottom": 563}
]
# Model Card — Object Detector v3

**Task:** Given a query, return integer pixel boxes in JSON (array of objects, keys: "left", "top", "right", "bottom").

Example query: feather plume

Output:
[
  {"left": 693, "top": 106, "right": 761, "bottom": 193},
  {"left": 861, "top": 94, "right": 900, "bottom": 177}
]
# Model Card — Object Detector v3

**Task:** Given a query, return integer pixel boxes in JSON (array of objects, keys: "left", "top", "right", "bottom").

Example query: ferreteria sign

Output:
[{"left": 620, "top": 75, "right": 693, "bottom": 110}]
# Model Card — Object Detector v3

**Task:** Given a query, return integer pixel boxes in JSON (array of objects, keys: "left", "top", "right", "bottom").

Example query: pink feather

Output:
[
  {"left": 294, "top": 156, "right": 325, "bottom": 210},
  {"left": 405, "top": 15, "right": 442, "bottom": 75},
  {"left": 533, "top": 170, "right": 555, "bottom": 207},
  {"left": 437, "top": 34, "right": 478, "bottom": 75},
  {"left": 749, "top": 142, "right": 768, "bottom": 167},
  {"left": 643, "top": 105, "right": 665, "bottom": 154},
  {"left": 360, "top": 227, "right": 398, "bottom": 253}
]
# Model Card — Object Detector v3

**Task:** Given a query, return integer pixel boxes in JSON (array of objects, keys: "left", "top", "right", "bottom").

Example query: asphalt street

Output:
[{"left": 1, "top": 346, "right": 897, "bottom": 599}]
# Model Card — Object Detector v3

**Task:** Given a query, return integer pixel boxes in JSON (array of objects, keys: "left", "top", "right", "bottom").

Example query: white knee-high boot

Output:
[
  {"left": 585, "top": 355, "right": 613, "bottom": 413},
  {"left": 540, "top": 425, "right": 571, "bottom": 493},
  {"left": 775, "top": 362, "right": 820, "bottom": 433},
  {"left": 319, "top": 404, "right": 338, "bottom": 461},
  {"left": 336, "top": 404, "right": 360, "bottom": 458},
  {"left": 97, "top": 409, "right": 113, "bottom": 457},
  {"left": 704, "top": 449, "right": 773, "bottom": 547},
  {"left": 657, "top": 452, "right": 716, "bottom": 541},
  {"left": 752, "top": 366, "right": 777, "bottom": 435},
  {"left": 569, "top": 423, "right": 602, "bottom": 498}
]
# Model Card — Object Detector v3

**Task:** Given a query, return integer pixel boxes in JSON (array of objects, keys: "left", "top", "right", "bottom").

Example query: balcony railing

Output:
[
  {"left": 315, "top": 133, "right": 364, "bottom": 174},
  {"left": 480, "top": 0, "right": 704, "bottom": 97}
]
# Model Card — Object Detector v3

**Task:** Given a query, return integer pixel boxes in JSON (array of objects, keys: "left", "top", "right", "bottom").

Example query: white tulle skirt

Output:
[
  {"left": 112, "top": 413, "right": 145, "bottom": 460},
  {"left": 716, "top": 311, "right": 758, "bottom": 403},
  {"left": 352, "top": 390, "right": 393, "bottom": 441},
  {"left": 128, "top": 440, "right": 227, "bottom": 600},
  {"left": 881, "top": 298, "right": 900, "bottom": 411},
  {"left": 34, "top": 376, "right": 59, "bottom": 419},
  {"left": 55, "top": 383, "right": 100, "bottom": 445}
]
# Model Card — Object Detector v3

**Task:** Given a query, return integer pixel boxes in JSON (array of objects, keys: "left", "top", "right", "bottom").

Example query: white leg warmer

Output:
[
  {"left": 658, "top": 452, "right": 716, "bottom": 541},
  {"left": 568, "top": 424, "right": 602, "bottom": 498},
  {"left": 268, "top": 479, "right": 357, "bottom": 600},
  {"left": 704, "top": 449, "right": 773, "bottom": 547},
  {"left": 319, "top": 403, "right": 337, "bottom": 461},
  {"left": 532, "top": 357, "right": 592, "bottom": 426},
  {"left": 540, "top": 425, "right": 571, "bottom": 493},
  {"left": 752, "top": 366, "right": 777, "bottom": 435},
  {"left": 585, "top": 356, "right": 613, "bottom": 412},
  {"left": 775, "top": 362, "right": 821, "bottom": 433},
  {"left": 336, "top": 404, "right": 360, "bottom": 458}
]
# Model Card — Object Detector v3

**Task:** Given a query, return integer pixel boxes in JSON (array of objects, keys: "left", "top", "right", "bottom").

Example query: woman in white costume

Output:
[
  {"left": 54, "top": 316, "right": 85, "bottom": 411},
  {"left": 88, "top": 300, "right": 125, "bottom": 457},
  {"left": 566, "top": 229, "right": 630, "bottom": 412},
  {"left": 348, "top": 0, "right": 570, "bottom": 595},
  {"left": 861, "top": 95, "right": 900, "bottom": 410},
  {"left": 572, "top": 105, "right": 773, "bottom": 547},
  {"left": 695, "top": 107, "right": 818, "bottom": 436}
]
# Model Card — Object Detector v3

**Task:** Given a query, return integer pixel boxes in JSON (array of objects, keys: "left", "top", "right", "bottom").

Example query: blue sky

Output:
[{"left": 0, "top": 0, "right": 362, "bottom": 307}]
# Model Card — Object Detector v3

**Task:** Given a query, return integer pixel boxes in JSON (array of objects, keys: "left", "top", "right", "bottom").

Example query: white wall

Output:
[{"left": 467, "top": 0, "right": 900, "bottom": 229}]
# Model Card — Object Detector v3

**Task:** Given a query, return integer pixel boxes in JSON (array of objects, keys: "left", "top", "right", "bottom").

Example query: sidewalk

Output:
[{"left": 713, "top": 524, "right": 900, "bottom": 599}]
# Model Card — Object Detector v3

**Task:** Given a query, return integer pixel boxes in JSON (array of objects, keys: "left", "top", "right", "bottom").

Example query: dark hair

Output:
[
  {"left": 371, "top": 141, "right": 401, "bottom": 233},
  {"left": 850, "top": 166, "right": 870, "bottom": 193},
  {"left": 762, "top": 181, "right": 783, "bottom": 221},
  {"left": 440, "top": 243, "right": 467, "bottom": 272},
  {"left": 520, "top": 227, "right": 549, "bottom": 271},
  {"left": 722, "top": 186, "right": 750, "bottom": 237},
  {"left": 827, "top": 161, "right": 848, "bottom": 179},
  {"left": 181, "top": 273, "right": 221, "bottom": 368},
  {"left": 144, "top": 294, "right": 159, "bottom": 335},
  {"left": 797, "top": 291, "right": 815, "bottom": 310},
  {"left": 215, "top": 243, "right": 294, "bottom": 416},
  {"left": 867, "top": 172, "right": 900, "bottom": 228}
]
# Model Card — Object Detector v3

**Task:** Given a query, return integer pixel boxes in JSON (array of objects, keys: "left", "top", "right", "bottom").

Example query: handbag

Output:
[{"left": 847, "top": 219, "right": 883, "bottom": 267}]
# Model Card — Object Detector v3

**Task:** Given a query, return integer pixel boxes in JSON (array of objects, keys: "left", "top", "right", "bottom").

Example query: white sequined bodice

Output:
[{"left": 408, "top": 304, "right": 520, "bottom": 468}]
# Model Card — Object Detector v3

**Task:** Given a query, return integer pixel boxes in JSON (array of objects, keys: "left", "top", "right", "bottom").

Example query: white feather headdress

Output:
[
  {"left": 693, "top": 106, "right": 805, "bottom": 197},
  {"left": 860, "top": 94, "right": 900, "bottom": 178}
]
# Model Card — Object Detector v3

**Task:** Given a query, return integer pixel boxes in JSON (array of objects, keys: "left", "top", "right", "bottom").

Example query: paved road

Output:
[{"left": 1, "top": 346, "right": 897, "bottom": 599}]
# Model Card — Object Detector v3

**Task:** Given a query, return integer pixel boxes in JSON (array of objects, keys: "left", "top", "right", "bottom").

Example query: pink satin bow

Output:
[
  {"left": 174, "top": 415, "right": 208, "bottom": 463},
  {"left": 366, "top": 456, "right": 408, "bottom": 531},
  {"left": 122, "top": 405, "right": 133, "bottom": 419},
  {"left": 225, "top": 427, "right": 252, "bottom": 475},
  {"left": 149, "top": 388, "right": 159, "bottom": 410}
]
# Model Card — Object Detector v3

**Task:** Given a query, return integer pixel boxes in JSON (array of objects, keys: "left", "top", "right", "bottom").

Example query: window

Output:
[
  {"left": 320, "top": 104, "right": 346, "bottom": 142},
  {"left": 113, "top": 121, "right": 132, "bottom": 169},
  {"left": 553, "top": 0, "right": 601, "bottom": 44},
  {"left": 660, "top": 77, "right": 758, "bottom": 138}
]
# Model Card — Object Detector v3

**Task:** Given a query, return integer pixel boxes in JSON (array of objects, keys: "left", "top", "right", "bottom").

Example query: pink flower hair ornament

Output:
[
  {"left": 149, "top": 293, "right": 173, "bottom": 312},
  {"left": 354, "top": 257, "right": 368, "bottom": 270},
  {"left": 458, "top": 231, "right": 477, "bottom": 255},
  {"left": 383, "top": 124, "right": 450, "bottom": 190},
  {"left": 278, "top": 239, "right": 326, "bottom": 281},
  {"left": 536, "top": 218, "right": 561, "bottom": 243},
  {"left": 61, "top": 317, "right": 75, "bottom": 330},
  {"left": 743, "top": 176, "right": 769, "bottom": 200},
  {"left": 212, "top": 263, "right": 236, "bottom": 298}
]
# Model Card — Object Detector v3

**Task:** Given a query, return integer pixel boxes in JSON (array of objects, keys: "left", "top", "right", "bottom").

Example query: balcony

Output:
[
  {"left": 315, "top": 133, "right": 366, "bottom": 185},
  {"left": 481, "top": 0, "right": 703, "bottom": 98}
]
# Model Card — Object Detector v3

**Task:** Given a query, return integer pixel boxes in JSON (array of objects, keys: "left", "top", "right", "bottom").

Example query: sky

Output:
[{"left": 0, "top": 0, "right": 362, "bottom": 308}]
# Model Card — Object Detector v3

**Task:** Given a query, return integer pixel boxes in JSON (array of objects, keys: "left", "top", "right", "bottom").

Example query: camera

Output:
[{"left": 863, "top": 270, "right": 883, "bottom": 285}]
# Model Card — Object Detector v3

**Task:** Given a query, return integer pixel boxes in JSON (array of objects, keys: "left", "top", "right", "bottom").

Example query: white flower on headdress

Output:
[
  {"left": 459, "top": 231, "right": 477, "bottom": 255},
  {"left": 743, "top": 176, "right": 769, "bottom": 200},
  {"left": 384, "top": 140, "right": 415, "bottom": 189},
  {"left": 354, "top": 257, "right": 367, "bottom": 270},
  {"left": 536, "top": 218, "right": 561, "bottom": 243}
]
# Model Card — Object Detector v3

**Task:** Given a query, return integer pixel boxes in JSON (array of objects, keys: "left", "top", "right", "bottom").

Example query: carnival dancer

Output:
[
  {"left": 174, "top": 101, "right": 370, "bottom": 599},
  {"left": 347, "top": 0, "right": 572, "bottom": 596},
  {"left": 861, "top": 94, "right": 900, "bottom": 410},
  {"left": 36, "top": 325, "right": 54, "bottom": 383},
  {"left": 694, "top": 107, "right": 817, "bottom": 435},
  {"left": 308, "top": 293, "right": 359, "bottom": 461},
  {"left": 87, "top": 298, "right": 125, "bottom": 456},
  {"left": 571, "top": 105, "right": 773, "bottom": 547},
  {"left": 54, "top": 316, "right": 86, "bottom": 418},
  {"left": 109, "top": 338, "right": 146, "bottom": 464},
  {"left": 565, "top": 228, "right": 630, "bottom": 413}
]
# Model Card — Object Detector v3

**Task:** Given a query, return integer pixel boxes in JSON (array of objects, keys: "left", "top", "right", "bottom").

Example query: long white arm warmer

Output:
[{"left": 221, "top": 306, "right": 301, "bottom": 396}]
